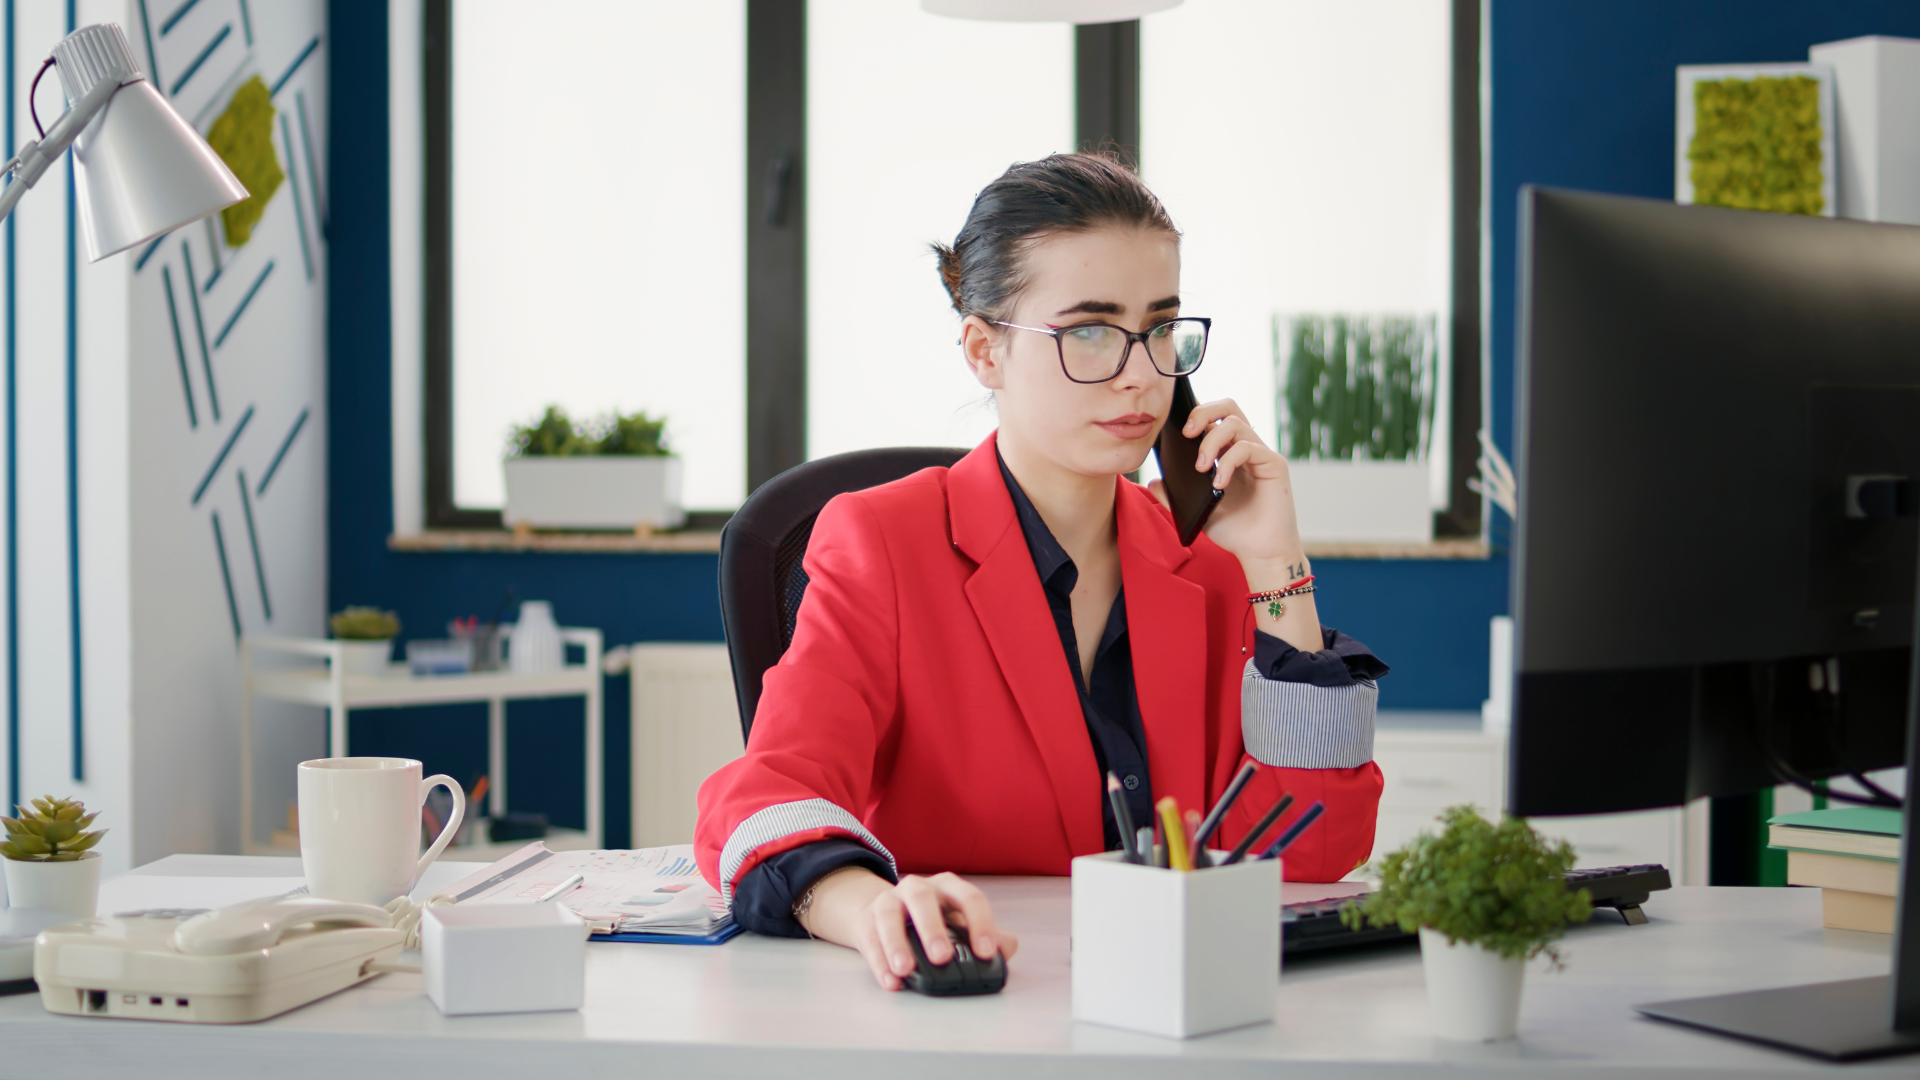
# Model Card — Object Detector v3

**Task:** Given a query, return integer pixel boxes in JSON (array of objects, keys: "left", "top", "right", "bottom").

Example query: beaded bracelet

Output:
[{"left": 1248, "top": 576, "right": 1316, "bottom": 620}]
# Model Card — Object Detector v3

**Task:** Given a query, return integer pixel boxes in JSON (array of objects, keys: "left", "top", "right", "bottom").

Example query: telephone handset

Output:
[
  {"left": 172, "top": 895, "right": 393, "bottom": 954},
  {"left": 1154, "top": 375, "right": 1225, "bottom": 546},
  {"left": 36, "top": 894, "right": 406, "bottom": 1023}
]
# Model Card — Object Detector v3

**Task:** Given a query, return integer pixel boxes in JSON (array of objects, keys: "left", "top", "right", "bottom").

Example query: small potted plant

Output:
[
  {"left": 330, "top": 606, "right": 401, "bottom": 676},
  {"left": 502, "top": 405, "right": 684, "bottom": 532},
  {"left": 3, "top": 795, "right": 107, "bottom": 915},
  {"left": 1341, "top": 805, "right": 1592, "bottom": 1042}
]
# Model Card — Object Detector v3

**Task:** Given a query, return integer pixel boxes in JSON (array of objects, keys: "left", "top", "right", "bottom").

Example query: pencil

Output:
[
  {"left": 1183, "top": 808, "right": 1214, "bottom": 868},
  {"left": 1260, "top": 801, "right": 1326, "bottom": 860},
  {"left": 1158, "top": 797, "right": 1192, "bottom": 871},
  {"left": 1191, "top": 761, "right": 1258, "bottom": 853},
  {"left": 1107, "top": 773, "right": 1141, "bottom": 863},
  {"left": 1221, "top": 793, "right": 1294, "bottom": 865}
]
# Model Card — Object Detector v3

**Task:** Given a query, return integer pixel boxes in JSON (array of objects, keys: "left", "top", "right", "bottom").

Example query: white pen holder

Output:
[
  {"left": 423, "top": 903, "right": 587, "bottom": 1016},
  {"left": 1071, "top": 850, "right": 1281, "bottom": 1039}
]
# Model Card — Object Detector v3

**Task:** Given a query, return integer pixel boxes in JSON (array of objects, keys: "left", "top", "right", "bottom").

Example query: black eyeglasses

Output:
[{"left": 994, "top": 317, "right": 1211, "bottom": 384}]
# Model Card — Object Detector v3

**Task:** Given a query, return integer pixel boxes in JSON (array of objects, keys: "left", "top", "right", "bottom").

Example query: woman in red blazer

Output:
[{"left": 698, "top": 154, "right": 1386, "bottom": 990}]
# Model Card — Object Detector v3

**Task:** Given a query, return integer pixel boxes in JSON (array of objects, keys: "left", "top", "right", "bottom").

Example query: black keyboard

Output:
[{"left": 1282, "top": 862, "right": 1673, "bottom": 957}]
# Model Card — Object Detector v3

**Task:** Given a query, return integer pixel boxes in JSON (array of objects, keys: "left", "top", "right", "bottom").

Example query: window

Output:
[
  {"left": 431, "top": 0, "right": 746, "bottom": 523},
  {"left": 1137, "top": 0, "right": 1456, "bottom": 504},
  {"left": 804, "top": 2, "right": 1073, "bottom": 461}
]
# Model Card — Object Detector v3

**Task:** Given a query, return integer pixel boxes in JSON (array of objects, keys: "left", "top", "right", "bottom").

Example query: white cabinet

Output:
[{"left": 1368, "top": 719, "right": 1685, "bottom": 873}]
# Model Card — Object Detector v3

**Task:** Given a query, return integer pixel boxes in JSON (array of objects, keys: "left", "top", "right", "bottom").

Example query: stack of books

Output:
[{"left": 1768, "top": 806, "right": 1900, "bottom": 933}]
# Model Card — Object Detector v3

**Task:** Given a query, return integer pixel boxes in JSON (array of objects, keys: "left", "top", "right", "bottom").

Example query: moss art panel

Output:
[
  {"left": 1688, "top": 76, "right": 1824, "bottom": 216},
  {"left": 205, "top": 75, "right": 285, "bottom": 247},
  {"left": 1276, "top": 313, "right": 1436, "bottom": 463}
]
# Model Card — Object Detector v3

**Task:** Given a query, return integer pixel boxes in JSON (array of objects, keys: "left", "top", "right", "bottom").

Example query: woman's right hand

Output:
[{"left": 796, "top": 865, "right": 1019, "bottom": 991}]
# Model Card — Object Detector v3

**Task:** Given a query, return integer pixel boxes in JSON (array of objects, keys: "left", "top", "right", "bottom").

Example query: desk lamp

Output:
[{"left": 0, "top": 23, "right": 246, "bottom": 261}]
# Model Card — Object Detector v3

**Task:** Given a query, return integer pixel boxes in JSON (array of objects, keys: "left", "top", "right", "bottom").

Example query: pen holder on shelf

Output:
[{"left": 1071, "top": 850, "right": 1280, "bottom": 1039}]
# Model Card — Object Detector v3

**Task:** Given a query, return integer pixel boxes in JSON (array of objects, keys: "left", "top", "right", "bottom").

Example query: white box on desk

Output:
[
  {"left": 423, "top": 903, "right": 586, "bottom": 1016},
  {"left": 1071, "top": 850, "right": 1280, "bottom": 1039}
]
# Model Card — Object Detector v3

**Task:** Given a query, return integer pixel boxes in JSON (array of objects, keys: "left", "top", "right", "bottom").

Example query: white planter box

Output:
[
  {"left": 503, "top": 457, "right": 684, "bottom": 530},
  {"left": 1290, "top": 460, "right": 1432, "bottom": 544}
]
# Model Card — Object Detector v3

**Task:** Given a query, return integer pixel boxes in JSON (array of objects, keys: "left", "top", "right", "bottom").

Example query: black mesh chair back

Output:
[{"left": 719, "top": 447, "right": 968, "bottom": 743}]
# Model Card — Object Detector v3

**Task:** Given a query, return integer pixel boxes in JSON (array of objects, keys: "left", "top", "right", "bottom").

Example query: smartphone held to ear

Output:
[{"left": 1154, "top": 376, "right": 1224, "bottom": 546}]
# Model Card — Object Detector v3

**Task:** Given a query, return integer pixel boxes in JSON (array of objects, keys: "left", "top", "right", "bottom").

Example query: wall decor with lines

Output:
[{"left": 0, "top": 0, "right": 327, "bottom": 880}]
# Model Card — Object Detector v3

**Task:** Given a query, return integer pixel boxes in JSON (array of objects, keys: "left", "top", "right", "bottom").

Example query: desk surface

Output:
[{"left": 3, "top": 856, "right": 1916, "bottom": 1079}]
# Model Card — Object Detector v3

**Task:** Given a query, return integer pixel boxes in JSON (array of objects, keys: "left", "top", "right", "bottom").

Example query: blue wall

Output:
[{"left": 327, "top": 2, "right": 1920, "bottom": 844}]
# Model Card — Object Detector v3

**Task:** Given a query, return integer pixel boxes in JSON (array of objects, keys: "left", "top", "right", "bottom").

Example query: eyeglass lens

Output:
[{"left": 1059, "top": 319, "right": 1208, "bottom": 382}]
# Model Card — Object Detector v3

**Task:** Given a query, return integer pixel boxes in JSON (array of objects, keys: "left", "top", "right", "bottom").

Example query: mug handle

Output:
[{"left": 412, "top": 774, "right": 467, "bottom": 892}]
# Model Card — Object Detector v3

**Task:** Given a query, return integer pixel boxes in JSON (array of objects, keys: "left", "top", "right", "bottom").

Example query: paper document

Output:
[{"left": 444, "top": 843, "right": 730, "bottom": 936}]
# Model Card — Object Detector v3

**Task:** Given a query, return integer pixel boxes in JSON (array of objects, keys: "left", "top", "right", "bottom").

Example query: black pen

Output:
[
  {"left": 1107, "top": 773, "right": 1140, "bottom": 863},
  {"left": 1260, "top": 801, "right": 1325, "bottom": 860},
  {"left": 1221, "top": 793, "right": 1294, "bottom": 865},
  {"left": 1191, "top": 761, "right": 1258, "bottom": 854}
]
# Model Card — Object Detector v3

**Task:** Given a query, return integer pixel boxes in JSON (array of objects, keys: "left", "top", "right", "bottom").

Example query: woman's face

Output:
[{"left": 965, "top": 225, "right": 1182, "bottom": 480}]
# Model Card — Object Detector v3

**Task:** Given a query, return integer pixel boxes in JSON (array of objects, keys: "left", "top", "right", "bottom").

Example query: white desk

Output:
[{"left": 1, "top": 856, "right": 1915, "bottom": 1078}]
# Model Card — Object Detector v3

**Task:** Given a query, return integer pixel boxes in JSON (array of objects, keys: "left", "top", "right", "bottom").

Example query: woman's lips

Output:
[{"left": 1095, "top": 414, "right": 1157, "bottom": 439}]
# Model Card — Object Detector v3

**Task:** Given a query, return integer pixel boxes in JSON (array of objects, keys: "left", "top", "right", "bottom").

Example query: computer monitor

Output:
[
  {"left": 1508, "top": 187, "right": 1920, "bottom": 819},
  {"left": 1507, "top": 186, "right": 1920, "bottom": 1059}
]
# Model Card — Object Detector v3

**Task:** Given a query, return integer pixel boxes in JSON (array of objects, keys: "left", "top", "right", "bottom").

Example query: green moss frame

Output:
[{"left": 1688, "top": 76, "right": 1825, "bottom": 216}]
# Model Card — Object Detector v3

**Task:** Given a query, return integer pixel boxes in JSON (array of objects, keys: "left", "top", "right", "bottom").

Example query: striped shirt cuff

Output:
[
  {"left": 716, "top": 798, "right": 898, "bottom": 905},
  {"left": 1241, "top": 659, "right": 1376, "bottom": 769}
]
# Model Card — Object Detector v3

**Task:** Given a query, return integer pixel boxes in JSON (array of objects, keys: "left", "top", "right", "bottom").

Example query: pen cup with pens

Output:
[{"left": 1071, "top": 765, "right": 1317, "bottom": 1040}]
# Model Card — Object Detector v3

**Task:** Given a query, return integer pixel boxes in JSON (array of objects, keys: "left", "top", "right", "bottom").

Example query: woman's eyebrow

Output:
[
  {"left": 1054, "top": 299, "right": 1124, "bottom": 316},
  {"left": 1147, "top": 295, "right": 1181, "bottom": 311}
]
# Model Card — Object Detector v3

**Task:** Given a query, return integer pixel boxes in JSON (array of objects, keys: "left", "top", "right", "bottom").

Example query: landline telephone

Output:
[{"left": 35, "top": 895, "right": 407, "bottom": 1024}]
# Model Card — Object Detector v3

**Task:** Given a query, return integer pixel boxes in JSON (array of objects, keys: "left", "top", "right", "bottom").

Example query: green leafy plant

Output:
[
  {"left": 3, "top": 795, "right": 106, "bottom": 862},
  {"left": 506, "top": 406, "right": 672, "bottom": 459},
  {"left": 1276, "top": 314, "right": 1435, "bottom": 462},
  {"left": 1689, "top": 75, "right": 1824, "bottom": 216},
  {"left": 1340, "top": 805, "right": 1592, "bottom": 967},
  {"left": 330, "top": 606, "right": 400, "bottom": 640}
]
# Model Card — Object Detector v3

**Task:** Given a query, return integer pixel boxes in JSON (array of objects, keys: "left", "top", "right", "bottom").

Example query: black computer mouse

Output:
[{"left": 902, "top": 923, "right": 1007, "bottom": 996}]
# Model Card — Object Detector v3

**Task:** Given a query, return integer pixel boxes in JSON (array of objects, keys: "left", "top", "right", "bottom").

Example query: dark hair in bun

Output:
[{"left": 932, "top": 152, "right": 1178, "bottom": 321}]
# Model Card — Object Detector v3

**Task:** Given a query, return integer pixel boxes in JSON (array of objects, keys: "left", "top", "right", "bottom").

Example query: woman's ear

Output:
[{"left": 961, "top": 316, "right": 1006, "bottom": 390}]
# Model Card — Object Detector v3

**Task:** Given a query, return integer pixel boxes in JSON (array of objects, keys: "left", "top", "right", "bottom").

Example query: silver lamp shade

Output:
[{"left": 52, "top": 24, "right": 248, "bottom": 261}]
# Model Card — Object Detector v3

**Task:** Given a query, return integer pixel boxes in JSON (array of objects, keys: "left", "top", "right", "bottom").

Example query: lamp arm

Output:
[{"left": 0, "top": 75, "right": 119, "bottom": 223}]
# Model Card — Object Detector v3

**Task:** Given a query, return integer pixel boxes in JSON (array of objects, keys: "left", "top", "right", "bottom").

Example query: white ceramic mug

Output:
[{"left": 297, "top": 757, "right": 465, "bottom": 905}]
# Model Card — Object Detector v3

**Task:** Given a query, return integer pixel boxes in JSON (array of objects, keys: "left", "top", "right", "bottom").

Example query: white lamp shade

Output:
[
  {"left": 921, "top": 0, "right": 1181, "bottom": 22},
  {"left": 54, "top": 24, "right": 248, "bottom": 261}
]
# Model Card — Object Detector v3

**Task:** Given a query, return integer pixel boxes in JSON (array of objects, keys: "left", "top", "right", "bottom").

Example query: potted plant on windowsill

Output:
[
  {"left": 1274, "top": 313, "right": 1438, "bottom": 544},
  {"left": 1341, "top": 806, "right": 1592, "bottom": 1042},
  {"left": 502, "top": 406, "right": 684, "bottom": 532},
  {"left": 331, "top": 606, "right": 401, "bottom": 676},
  {"left": 3, "top": 795, "right": 107, "bottom": 916}
]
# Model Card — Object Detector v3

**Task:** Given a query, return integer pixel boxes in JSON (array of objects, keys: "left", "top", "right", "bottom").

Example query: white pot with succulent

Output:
[
  {"left": 502, "top": 406, "right": 684, "bottom": 531},
  {"left": 3, "top": 795, "right": 107, "bottom": 916},
  {"left": 331, "top": 606, "right": 401, "bottom": 676},
  {"left": 1274, "top": 313, "right": 1440, "bottom": 544}
]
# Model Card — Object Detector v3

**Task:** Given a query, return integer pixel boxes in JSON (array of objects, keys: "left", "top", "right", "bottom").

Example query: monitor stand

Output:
[{"left": 1636, "top": 642, "right": 1920, "bottom": 1062}]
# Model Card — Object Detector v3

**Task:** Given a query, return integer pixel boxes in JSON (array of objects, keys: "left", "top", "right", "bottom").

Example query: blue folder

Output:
[{"left": 590, "top": 921, "right": 743, "bottom": 946}]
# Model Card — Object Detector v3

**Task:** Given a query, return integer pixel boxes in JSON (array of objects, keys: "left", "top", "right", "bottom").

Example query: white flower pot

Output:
[
  {"left": 4, "top": 852, "right": 101, "bottom": 916},
  {"left": 503, "top": 456, "right": 685, "bottom": 530},
  {"left": 506, "top": 601, "right": 565, "bottom": 675},
  {"left": 335, "top": 639, "right": 393, "bottom": 676},
  {"left": 1289, "top": 460, "right": 1433, "bottom": 544},
  {"left": 1419, "top": 927, "right": 1526, "bottom": 1042}
]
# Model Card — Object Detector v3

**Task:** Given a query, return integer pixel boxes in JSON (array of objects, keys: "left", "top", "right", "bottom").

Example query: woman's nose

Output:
[{"left": 1113, "top": 338, "right": 1157, "bottom": 390}]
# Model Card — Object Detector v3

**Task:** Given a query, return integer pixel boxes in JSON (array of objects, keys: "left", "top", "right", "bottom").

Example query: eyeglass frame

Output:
[{"left": 991, "top": 317, "right": 1213, "bottom": 384}]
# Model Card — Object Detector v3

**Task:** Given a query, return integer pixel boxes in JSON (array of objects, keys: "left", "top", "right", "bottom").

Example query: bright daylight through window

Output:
[{"left": 451, "top": 1, "right": 746, "bottom": 512}]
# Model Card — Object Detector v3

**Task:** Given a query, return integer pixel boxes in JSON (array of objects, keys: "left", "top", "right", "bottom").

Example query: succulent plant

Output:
[
  {"left": 2, "top": 795, "right": 106, "bottom": 862},
  {"left": 330, "top": 606, "right": 401, "bottom": 640}
]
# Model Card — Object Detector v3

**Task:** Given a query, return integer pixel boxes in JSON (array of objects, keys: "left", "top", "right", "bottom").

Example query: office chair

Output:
[{"left": 719, "top": 447, "right": 968, "bottom": 743}]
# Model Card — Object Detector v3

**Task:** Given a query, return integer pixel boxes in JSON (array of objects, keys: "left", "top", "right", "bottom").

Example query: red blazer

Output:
[{"left": 697, "top": 434, "right": 1382, "bottom": 898}]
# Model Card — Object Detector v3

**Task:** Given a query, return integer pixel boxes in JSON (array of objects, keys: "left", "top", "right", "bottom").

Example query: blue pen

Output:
[{"left": 1260, "top": 801, "right": 1325, "bottom": 860}]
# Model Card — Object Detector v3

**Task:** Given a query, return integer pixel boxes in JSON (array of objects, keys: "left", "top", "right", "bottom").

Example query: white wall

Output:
[{"left": 0, "top": 0, "right": 329, "bottom": 881}]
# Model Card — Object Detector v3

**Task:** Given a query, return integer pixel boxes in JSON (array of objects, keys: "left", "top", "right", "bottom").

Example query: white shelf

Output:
[{"left": 253, "top": 663, "right": 597, "bottom": 708}]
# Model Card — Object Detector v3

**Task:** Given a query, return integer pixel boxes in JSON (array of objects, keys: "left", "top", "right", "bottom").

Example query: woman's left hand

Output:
[
  {"left": 1148, "top": 398, "right": 1322, "bottom": 650},
  {"left": 1148, "top": 398, "right": 1304, "bottom": 568}
]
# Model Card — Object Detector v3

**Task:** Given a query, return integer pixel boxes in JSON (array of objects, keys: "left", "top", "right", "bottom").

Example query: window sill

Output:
[
  {"left": 387, "top": 533, "right": 1486, "bottom": 559},
  {"left": 1304, "top": 539, "right": 1490, "bottom": 560},
  {"left": 389, "top": 529, "right": 724, "bottom": 554}
]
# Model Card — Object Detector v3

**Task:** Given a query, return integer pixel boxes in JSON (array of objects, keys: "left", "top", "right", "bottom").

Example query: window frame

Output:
[{"left": 421, "top": 4, "right": 1482, "bottom": 536}]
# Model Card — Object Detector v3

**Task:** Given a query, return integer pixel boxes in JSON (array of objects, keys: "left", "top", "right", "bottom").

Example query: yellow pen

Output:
[{"left": 1157, "top": 797, "right": 1192, "bottom": 872}]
